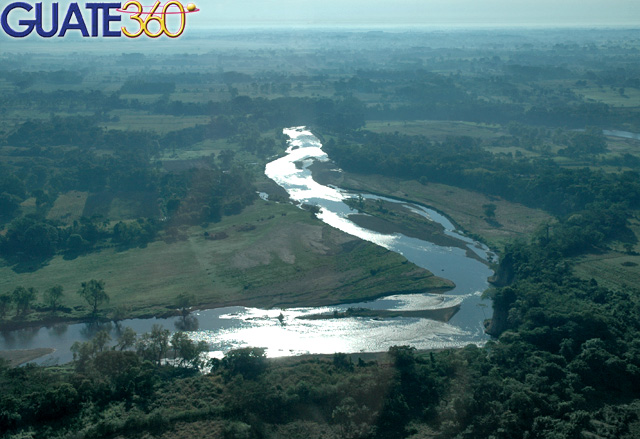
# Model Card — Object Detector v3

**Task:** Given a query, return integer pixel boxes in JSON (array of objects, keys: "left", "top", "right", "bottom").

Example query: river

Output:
[
  {"left": 0, "top": 127, "right": 494, "bottom": 365},
  {"left": 603, "top": 130, "right": 640, "bottom": 140}
]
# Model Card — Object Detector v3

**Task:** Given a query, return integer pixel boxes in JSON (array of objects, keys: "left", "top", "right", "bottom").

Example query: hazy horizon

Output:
[{"left": 192, "top": 0, "right": 640, "bottom": 28}]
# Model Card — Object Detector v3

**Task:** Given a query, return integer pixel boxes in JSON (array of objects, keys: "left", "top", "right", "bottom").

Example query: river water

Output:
[
  {"left": 603, "top": 130, "right": 640, "bottom": 140},
  {"left": 1, "top": 127, "right": 493, "bottom": 365}
]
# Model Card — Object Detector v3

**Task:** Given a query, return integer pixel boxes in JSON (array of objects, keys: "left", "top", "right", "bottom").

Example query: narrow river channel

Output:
[{"left": 1, "top": 127, "right": 494, "bottom": 364}]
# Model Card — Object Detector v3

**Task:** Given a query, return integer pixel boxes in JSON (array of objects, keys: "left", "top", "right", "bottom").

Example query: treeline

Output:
[
  {"left": 6, "top": 116, "right": 158, "bottom": 155},
  {"left": 151, "top": 95, "right": 366, "bottom": 133},
  {"left": 0, "top": 113, "right": 257, "bottom": 260},
  {"left": 0, "top": 165, "right": 255, "bottom": 260},
  {"left": 463, "top": 235, "right": 640, "bottom": 438},
  {"left": 0, "top": 215, "right": 156, "bottom": 260},
  {"left": 0, "top": 325, "right": 207, "bottom": 437},
  {"left": 327, "top": 66, "right": 640, "bottom": 128},
  {"left": 0, "top": 69, "right": 84, "bottom": 88},
  {"left": 120, "top": 80, "right": 176, "bottom": 95},
  {"left": 325, "top": 130, "right": 640, "bottom": 217},
  {"left": 1, "top": 93, "right": 366, "bottom": 137},
  {"left": 0, "top": 279, "right": 111, "bottom": 323}
]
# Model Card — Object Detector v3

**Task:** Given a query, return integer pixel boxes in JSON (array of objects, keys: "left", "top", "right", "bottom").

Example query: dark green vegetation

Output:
[{"left": 1, "top": 28, "right": 640, "bottom": 438}]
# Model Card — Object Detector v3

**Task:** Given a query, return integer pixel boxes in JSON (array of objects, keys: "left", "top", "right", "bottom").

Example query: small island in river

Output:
[{"left": 298, "top": 304, "right": 460, "bottom": 322}]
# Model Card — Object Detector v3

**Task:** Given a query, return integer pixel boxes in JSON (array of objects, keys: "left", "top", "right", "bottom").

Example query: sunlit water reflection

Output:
[{"left": 1, "top": 126, "right": 494, "bottom": 364}]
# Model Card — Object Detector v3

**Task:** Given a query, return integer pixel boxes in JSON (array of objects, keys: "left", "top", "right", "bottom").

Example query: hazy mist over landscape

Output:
[
  {"left": 195, "top": 0, "right": 640, "bottom": 28},
  {"left": 2, "top": 0, "right": 640, "bottom": 437}
]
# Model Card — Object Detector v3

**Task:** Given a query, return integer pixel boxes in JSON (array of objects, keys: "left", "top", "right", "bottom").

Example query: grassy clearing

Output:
[
  {"left": 102, "top": 112, "right": 210, "bottom": 134},
  {"left": 169, "top": 90, "right": 224, "bottom": 103},
  {"left": 118, "top": 94, "right": 165, "bottom": 104},
  {"left": 572, "top": 85, "right": 640, "bottom": 107},
  {"left": 364, "top": 120, "right": 505, "bottom": 140},
  {"left": 0, "top": 200, "right": 450, "bottom": 325},
  {"left": 108, "top": 191, "right": 159, "bottom": 220},
  {"left": 323, "top": 172, "right": 552, "bottom": 251},
  {"left": 161, "top": 137, "right": 238, "bottom": 161},
  {"left": 573, "top": 216, "right": 640, "bottom": 290},
  {"left": 160, "top": 135, "right": 272, "bottom": 170},
  {"left": 573, "top": 252, "right": 640, "bottom": 291},
  {"left": 605, "top": 136, "right": 640, "bottom": 155},
  {"left": 484, "top": 145, "right": 541, "bottom": 158},
  {"left": 47, "top": 191, "right": 88, "bottom": 225}
]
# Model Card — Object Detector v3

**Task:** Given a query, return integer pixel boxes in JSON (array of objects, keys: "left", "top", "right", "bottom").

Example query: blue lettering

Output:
[
  {"left": 86, "top": 3, "right": 121, "bottom": 37},
  {"left": 101, "top": 3, "right": 121, "bottom": 37},
  {"left": 85, "top": 2, "right": 100, "bottom": 36},
  {"left": 35, "top": 2, "right": 58, "bottom": 37},
  {"left": 1, "top": 2, "right": 36, "bottom": 38},
  {"left": 1, "top": 2, "right": 136, "bottom": 38},
  {"left": 59, "top": 2, "right": 88, "bottom": 37}
]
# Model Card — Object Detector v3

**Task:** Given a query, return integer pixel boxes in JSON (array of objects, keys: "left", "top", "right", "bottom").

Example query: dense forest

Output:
[{"left": 1, "top": 28, "right": 640, "bottom": 438}]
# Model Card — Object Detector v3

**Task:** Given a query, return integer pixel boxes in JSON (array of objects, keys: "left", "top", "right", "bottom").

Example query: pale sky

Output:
[{"left": 191, "top": 0, "right": 640, "bottom": 27}]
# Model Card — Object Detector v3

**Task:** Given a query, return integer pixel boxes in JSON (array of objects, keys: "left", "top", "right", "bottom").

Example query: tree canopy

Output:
[{"left": 77, "top": 279, "right": 109, "bottom": 315}]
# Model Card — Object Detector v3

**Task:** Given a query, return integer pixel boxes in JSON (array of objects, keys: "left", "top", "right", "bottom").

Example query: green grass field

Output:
[
  {"left": 572, "top": 85, "right": 640, "bottom": 107},
  {"left": 47, "top": 191, "right": 88, "bottom": 225},
  {"left": 0, "top": 200, "right": 451, "bottom": 324},
  {"left": 572, "top": 215, "right": 640, "bottom": 290},
  {"left": 364, "top": 120, "right": 505, "bottom": 141},
  {"left": 160, "top": 137, "right": 241, "bottom": 161},
  {"left": 101, "top": 112, "right": 210, "bottom": 134},
  {"left": 573, "top": 252, "right": 640, "bottom": 291},
  {"left": 484, "top": 145, "right": 541, "bottom": 158},
  {"left": 323, "top": 171, "right": 552, "bottom": 251}
]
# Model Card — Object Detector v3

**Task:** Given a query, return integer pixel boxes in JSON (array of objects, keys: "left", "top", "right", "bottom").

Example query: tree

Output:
[
  {"left": 77, "top": 279, "right": 109, "bottom": 315},
  {"left": 171, "top": 331, "right": 208, "bottom": 369},
  {"left": 12, "top": 286, "right": 37, "bottom": 316},
  {"left": 483, "top": 203, "right": 497, "bottom": 218},
  {"left": 220, "top": 347, "right": 268, "bottom": 379},
  {"left": 218, "top": 149, "right": 235, "bottom": 169},
  {"left": 0, "top": 192, "right": 21, "bottom": 220},
  {"left": 23, "top": 223, "right": 59, "bottom": 258},
  {"left": 175, "top": 292, "right": 195, "bottom": 317},
  {"left": 70, "top": 331, "right": 111, "bottom": 372},
  {"left": 116, "top": 327, "right": 137, "bottom": 351},
  {"left": 66, "top": 234, "right": 87, "bottom": 252},
  {"left": 70, "top": 340, "right": 96, "bottom": 372},
  {"left": 0, "top": 294, "right": 11, "bottom": 318},
  {"left": 111, "top": 304, "right": 130, "bottom": 327},
  {"left": 333, "top": 352, "right": 354, "bottom": 371},
  {"left": 174, "top": 292, "right": 198, "bottom": 331},
  {"left": 136, "top": 324, "right": 170, "bottom": 366},
  {"left": 92, "top": 330, "right": 111, "bottom": 353},
  {"left": 45, "top": 285, "right": 64, "bottom": 311}
]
